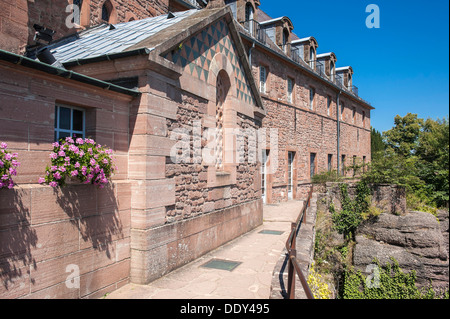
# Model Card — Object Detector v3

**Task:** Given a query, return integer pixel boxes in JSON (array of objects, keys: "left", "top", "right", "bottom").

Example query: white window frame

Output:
[
  {"left": 287, "top": 77, "right": 294, "bottom": 103},
  {"left": 309, "top": 87, "right": 315, "bottom": 110},
  {"left": 327, "top": 96, "right": 331, "bottom": 116},
  {"left": 260, "top": 66, "right": 267, "bottom": 94},
  {"left": 54, "top": 104, "right": 86, "bottom": 141}
]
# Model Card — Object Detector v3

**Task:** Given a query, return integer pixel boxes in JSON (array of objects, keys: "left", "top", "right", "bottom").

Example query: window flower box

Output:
[
  {"left": 0, "top": 142, "right": 20, "bottom": 189},
  {"left": 39, "top": 137, "right": 116, "bottom": 188}
]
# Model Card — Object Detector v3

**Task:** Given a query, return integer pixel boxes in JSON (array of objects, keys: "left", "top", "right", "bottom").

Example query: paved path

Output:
[{"left": 105, "top": 200, "right": 305, "bottom": 299}]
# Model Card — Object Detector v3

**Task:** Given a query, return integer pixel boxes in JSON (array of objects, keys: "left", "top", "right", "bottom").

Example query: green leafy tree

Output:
[
  {"left": 363, "top": 114, "right": 449, "bottom": 208},
  {"left": 370, "top": 127, "right": 385, "bottom": 160},
  {"left": 384, "top": 113, "right": 423, "bottom": 157}
]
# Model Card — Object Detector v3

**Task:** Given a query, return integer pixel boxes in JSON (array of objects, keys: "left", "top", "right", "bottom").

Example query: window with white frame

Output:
[
  {"left": 327, "top": 96, "right": 331, "bottom": 116},
  {"left": 309, "top": 87, "right": 315, "bottom": 110},
  {"left": 260, "top": 66, "right": 267, "bottom": 94},
  {"left": 54, "top": 104, "right": 85, "bottom": 141},
  {"left": 287, "top": 77, "right": 294, "bottom": 103}
]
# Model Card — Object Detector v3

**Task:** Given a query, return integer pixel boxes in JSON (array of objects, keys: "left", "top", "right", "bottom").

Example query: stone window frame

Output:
[
  {"left": 71, "top": 0, "right": 91, "bottom": 27},
  {"left": 101, "top": 0, "right": 118, "bottom": 24},
  {"left": 309, "top": 86, "right": 315, "bottom": 110},
  {"left": 54, "top": 103, "right": 86, "bottom": 142},
  {"left": 309, "top": 152, "right": 317, "bottom": 180},
  {"left": 287, "top": 76, "right": 294, "bottom": 104},
  {"left": 327, "top": 153, "right": 333, "bottom": 172},
  {"left": 327, "top": 95, "right": 332, "bottom": 116},
  {"left": 259, "top": 65, "right": 268, "bottom": 94},
  {"left": 340, "top": 101, "right": 345, "bottom": 121},
  {"left": 352, "top": 105, "right": 357, "bottom": 124},
  {"left": 286, "top": 149, "right": 297, "bottom": 200}
]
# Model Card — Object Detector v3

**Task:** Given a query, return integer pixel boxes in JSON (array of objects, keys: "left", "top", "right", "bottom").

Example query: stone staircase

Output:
[{"left": 269, "top": 192, "right": 318, "bottom": 299}]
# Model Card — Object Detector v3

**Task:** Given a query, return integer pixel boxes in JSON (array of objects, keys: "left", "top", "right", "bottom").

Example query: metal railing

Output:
[
  {"left": 285, "top": 185, "right": 314, "bottom": 299},
  {"left": 240, "top": 19, "right": 267, "bottom": 45}
]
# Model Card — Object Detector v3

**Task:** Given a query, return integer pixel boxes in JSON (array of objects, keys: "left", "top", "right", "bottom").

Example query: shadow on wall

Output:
[
  {"left": 54, "top": 183, "right": 124, "bottom": 260},
  {"left": 0, "top": 188, "right": 38, "bottom": 291}
]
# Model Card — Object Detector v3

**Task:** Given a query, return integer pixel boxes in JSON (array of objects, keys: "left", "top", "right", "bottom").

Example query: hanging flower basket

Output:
[
  {"left": 39, "top": 137, "right": 117, "bottom": 189},
  {"left": 0, "top": 142, "right": 20, "bottom": 190}
]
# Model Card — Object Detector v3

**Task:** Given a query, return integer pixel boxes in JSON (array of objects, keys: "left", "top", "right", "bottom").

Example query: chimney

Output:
[
  {"left": 206, "top": 0, "right": 225, "bottom": 9},
  {"left": 36, "top": 47, "right": 65, "bottom": 69}
]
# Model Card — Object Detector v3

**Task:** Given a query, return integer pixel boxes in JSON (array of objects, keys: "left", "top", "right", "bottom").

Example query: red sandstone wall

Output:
[
  {"left": 0, "top": 0, "right": 29, "bottom": 54},
  {"left": 249, "top": 47, "right": 371, "bottom": 203},
  {"left": 0, "top": 61, "right": 133, "bottom": 298},
  {"left": 0, "top": 0, "right": 172, "bottom": 54}
]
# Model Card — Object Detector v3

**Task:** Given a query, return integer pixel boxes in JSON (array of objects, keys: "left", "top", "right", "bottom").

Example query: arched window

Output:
[
  {"left": 245, "top": 2, "right": 254, "bottom": 22},
  {"left": 283, "top": 28, "right": 289, "bottom": 53},
  {"left": 330, "top": 61, "right": 335, "bottom": 81},
  {"left": 309, "top": 47, "right": 316, "bottom": 69},
  {"left": 102, "top": 2, "right": 110, "bottom": 22},
  {"left": 245, "top": 2, "right": 254, "bottom": 35},
  {"left": 215, "top": 70, "right": 231, "bottom": 170}
]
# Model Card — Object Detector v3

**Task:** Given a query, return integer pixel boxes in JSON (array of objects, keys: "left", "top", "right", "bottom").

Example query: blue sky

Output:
[{"left": 258, "top": 0, "right": 449, "bottom": 133}]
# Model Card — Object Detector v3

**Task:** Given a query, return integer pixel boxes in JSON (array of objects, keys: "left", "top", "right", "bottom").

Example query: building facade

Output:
[{"left": 0, "top": 0, "right": 372, "bottom": 298}]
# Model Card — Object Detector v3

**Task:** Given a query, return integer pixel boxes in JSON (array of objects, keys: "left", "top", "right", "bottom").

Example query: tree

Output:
[
  {"left": 363, "top": 114, "right": 449, "bottom": 208},
  {"left": 370, "top": 127, "right": 385, "bottom": 160},
  {"left": 384, "top": 113, "right": 423, "bottom": 157}
]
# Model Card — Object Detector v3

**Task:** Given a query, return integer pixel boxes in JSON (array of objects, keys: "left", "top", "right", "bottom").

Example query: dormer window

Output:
[
  {"left": 245, "top": 2, "right": 254, "bottom": 22},
  {"left": 309, "top": 47, "right": 316, "bottom": 69},
  {"left": 283, "top": 29, "right": 289, "bottom": 53},
  {"left": 245, "top": 2, "right": 254, "bottom": 35},
  {"left": 330, "top": 61, "right": 335, "bottom": 81}
]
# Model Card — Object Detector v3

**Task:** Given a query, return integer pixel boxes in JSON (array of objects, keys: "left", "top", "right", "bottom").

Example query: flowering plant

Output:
[
  {"left": 39, "top": 137, "right": 116, "bottom": 188},
  {"left": 0, "top": 142, "right": 20, "bottom": 189}
]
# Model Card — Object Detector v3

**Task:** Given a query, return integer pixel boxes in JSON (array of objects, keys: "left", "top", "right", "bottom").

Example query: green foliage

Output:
[
  {"left": 341, "top": 258, "right": 449, "bottom": 299},
  {"left": 364, "top": 114, "right": 449, "bottom": 208},
  {"left": 370, "top": 127, "right": 385, "bottom": 160},
  {"left": 330, "top": 182, "right": 371, "bottom": 239},
  {"left": 311, "top": 170, "right": 342, "bottom": 184}
]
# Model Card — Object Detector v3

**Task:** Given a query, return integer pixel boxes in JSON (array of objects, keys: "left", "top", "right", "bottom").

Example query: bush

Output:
[
  {"left": 307, "top": 262, "right": 333, "bottom": 299},
  {"left": 312, "top": 170, "right": 342, "bottom": 184},
  {"left": 329, "top": 182, "right": 371, "bottom": 239},
  {"left": 341, "top": 258, "right": 449, "bottom": 299},
  {"left": 0, "top": 142, "right": 20, "bottom": 189},
  {"left": 39, "top": 137, "right": 116, "bottom": 188}
]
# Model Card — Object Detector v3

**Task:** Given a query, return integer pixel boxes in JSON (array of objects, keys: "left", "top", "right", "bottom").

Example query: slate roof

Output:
[{"left": 48, "top": 9, "right": 199, "bottom": 64}]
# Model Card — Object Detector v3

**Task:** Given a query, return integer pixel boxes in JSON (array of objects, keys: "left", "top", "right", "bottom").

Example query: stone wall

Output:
[
  {"left": 0, "top": 60, "right": 135, "bottom": 298},
  {"left": 317, "top": 182, "right": 449, "bottom": 291},
  {"left": 247, "top": 44, "right": 372, "bottom": 204}
]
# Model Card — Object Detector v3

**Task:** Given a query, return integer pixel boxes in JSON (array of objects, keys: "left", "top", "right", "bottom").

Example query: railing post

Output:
[
  {"left": 287, "top": 248, "right": 297, "bottom": 299},
  {"left": 287, "top": 222, "right": 297, "bottom": 299}
]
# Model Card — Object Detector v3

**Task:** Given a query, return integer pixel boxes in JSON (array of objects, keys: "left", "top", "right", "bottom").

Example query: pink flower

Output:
[
  {"left": 65, "top": 137, "right": 74, "bottom": 144},
  {"left": 50, "top": 152, "right": 58, "bottom": 159},
  {"left": 76, "top": 138, "right": 84, "bottom": 145},
  {"left": 4, "top": 153, "right": 11, "bottom": 161},
  {"left": 0, "top": 142, "right": 7, "bottom": 149},
  {"left": 74, "top": 162, "right": 80, "bottom": 168},
  {"left": 0, "top": 160, "right": 3, "bottom": 167},
  {"left": 58, "top": 150, "right": 66, "bottom": 157},
  {"left": 54, "top": 171, "right": 61, "bottom": 180},
  {"left": 52, "top": 142, "right": 59, "bottom": 148},
  {"left": 90, "top": 158, "right": 96, "bottom": 166},
  {"left": 38, "top": 177, "right": 45, "bottom": 184},
  {"left": 49, "top": 181, "right": 58, "bottom": 188},
  {"left": 71, "top": 170, "right": 79, "bottom": 177}
]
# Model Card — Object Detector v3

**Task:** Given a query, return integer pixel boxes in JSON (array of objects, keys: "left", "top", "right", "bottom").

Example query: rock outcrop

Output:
[{"left": 354, "top": 210, "right": 449, "bottom": 289}]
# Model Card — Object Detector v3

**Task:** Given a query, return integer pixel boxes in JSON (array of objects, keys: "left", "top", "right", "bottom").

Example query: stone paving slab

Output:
[{"left": 104, "top": 200, "right": 305, "bottom": 299}]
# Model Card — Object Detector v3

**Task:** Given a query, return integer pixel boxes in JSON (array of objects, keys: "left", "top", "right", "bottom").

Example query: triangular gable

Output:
[{"left": 142, "top": 7, "right": 265, "bottom": 117}]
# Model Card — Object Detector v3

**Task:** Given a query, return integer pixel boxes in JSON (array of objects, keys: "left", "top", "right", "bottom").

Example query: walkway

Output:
[{"left": 104, "top": 200, "right": 306, "bottom": 299}]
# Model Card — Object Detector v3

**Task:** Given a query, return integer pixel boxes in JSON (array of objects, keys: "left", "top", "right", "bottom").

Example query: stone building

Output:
[{"left": 0, "top": 0, "right": 373, "bottom": 298}]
